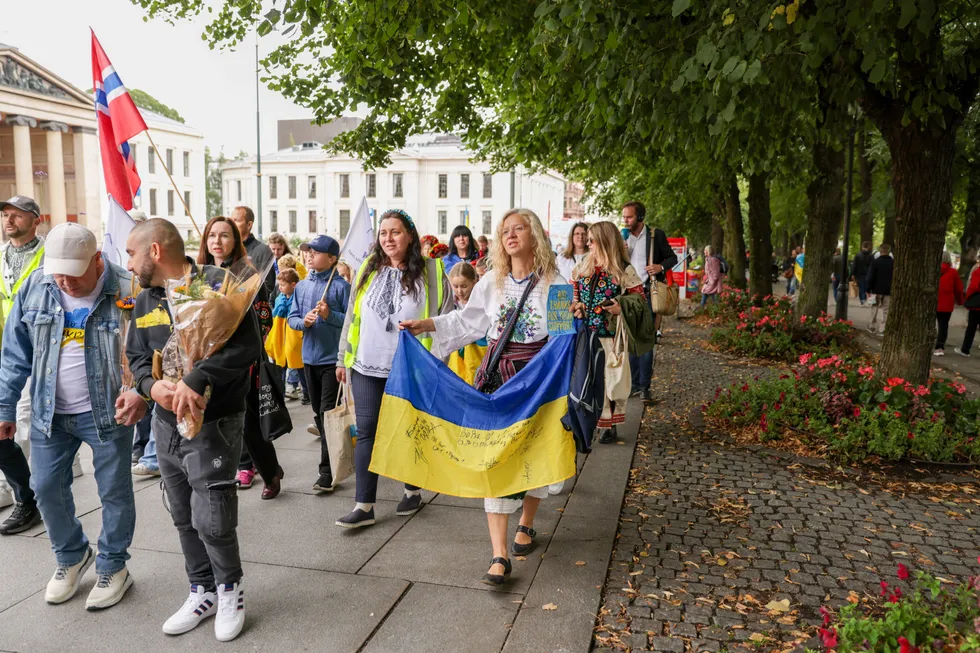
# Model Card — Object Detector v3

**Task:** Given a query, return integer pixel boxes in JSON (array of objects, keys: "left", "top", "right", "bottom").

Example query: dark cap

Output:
[
  {"left": 302, "top": 235, "right": 340, "bottom": 256},
  {"left": 0, "top": 195, "right": 40, "bottom": 218}
]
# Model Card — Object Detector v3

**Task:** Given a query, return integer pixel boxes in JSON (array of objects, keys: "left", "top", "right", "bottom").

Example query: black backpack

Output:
[{"left": 716, "top": 255, "right": 730, "bottom": 275}]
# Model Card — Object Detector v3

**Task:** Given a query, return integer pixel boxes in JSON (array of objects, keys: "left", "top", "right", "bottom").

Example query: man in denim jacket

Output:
[{"left": 0, "top": 223, "right": 145, "bottom": 611}]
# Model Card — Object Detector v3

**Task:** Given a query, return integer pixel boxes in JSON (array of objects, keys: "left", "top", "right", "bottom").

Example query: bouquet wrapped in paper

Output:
[
  {"left": 115, "top": 282, "right": 136, "bottom": 392},
  {"left": 163, "top": 259, "right": 272, "bottom": 439}
]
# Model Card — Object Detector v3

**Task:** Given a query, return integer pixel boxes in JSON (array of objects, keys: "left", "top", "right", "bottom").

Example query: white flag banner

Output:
[
  {"left": 102, "top": 196, "right": 137, "bottom": 269},
  {"left": 339, "top": 196, "right": 374, "bottom": 272}
]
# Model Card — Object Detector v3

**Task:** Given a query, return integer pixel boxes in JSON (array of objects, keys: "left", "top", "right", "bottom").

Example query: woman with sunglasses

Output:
[
  {"left": 335, "top": 209, "right": 454, "bottom": 529},
  {"left": 402, "top": 208, "right": 570, "bottom": 586}
]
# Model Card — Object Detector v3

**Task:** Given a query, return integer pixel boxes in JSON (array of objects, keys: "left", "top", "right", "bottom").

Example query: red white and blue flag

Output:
[{"left": 91, "top": 30, "right": 146, "bottom": 211}]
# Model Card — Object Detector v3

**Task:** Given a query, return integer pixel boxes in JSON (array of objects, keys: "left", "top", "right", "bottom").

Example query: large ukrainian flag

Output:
[{"left": 370, "top": 331, "right": 577, "bottom": 498}]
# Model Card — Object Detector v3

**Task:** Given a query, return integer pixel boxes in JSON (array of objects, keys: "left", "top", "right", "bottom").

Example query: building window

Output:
[
  {"left": 166, "top": 149, "right": 174, "bottom": 173},
  {"left": 288, "top": 176, "right": 297, "bottom": 199},
  {"left": 270, "top": 210, "right": 278, "bottom": 232},
  {"left": 459, "top": 210, "right": 467, "bottom": 226},
  {"left": 483, "top": 173, "right": 492, "bottom": 199},
  {"left": 460, "top": 173, "right": 470, "bottom": 199},
  {"left": 308, "top": 210, "right": 317, "bottom": 233},
  {"left": 482, "top": 210, "right": 492, "bottom": 235},
  {"left": 438, "top": 174, "right": 447, "bottom": 199},
  {"left": 308, "top": 175, "right": 317, "bottom": 199},
  {"left": 339, "top": 209, "right": 351, "bottom": 235},
  {"left": 288, "top": 210, "right": 297, "bottom": 232},
  {"left": 438, "top": 210, "right": 447, "bottom": 234},
  {"left": 392, "top": 173, "right": 403, "bottom": 198},
  {"left": 183, "top": 151, "right": 190, "bottom": 177},
  {"left": 339, "top": 174, "right": 349, "bottom": 199},
  {"left": 148, "top": 147, "right": 156, "bottom": 174},
  {"left": 149, "top": 189, "right": 157, "bottom": 215},
  {"left": 184, "top": 191, "right": 191, "bottom": 216},
  {"left": 269, "top": 176, "right": 277, "bottom": 200},
  {"left": 366, "top": 173, "right": 376, "bottom": 198},
  {"left": 167, "top": 190, "right": 174, "bottom": 216}
]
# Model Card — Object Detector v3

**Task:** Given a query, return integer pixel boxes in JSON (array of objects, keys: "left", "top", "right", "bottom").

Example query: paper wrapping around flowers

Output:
[{"left": 164, "top": 262, "right": 271, "bottom": 439}]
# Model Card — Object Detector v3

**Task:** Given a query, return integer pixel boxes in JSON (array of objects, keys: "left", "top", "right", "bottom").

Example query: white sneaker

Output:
[
  {"left": 284, "top": 386, "right": 301, "bottom": 400},
  {"left": 934, "top": 349, "right": 945, "bottom": 357},
  {"left": 307, "top": 424, "right": 320, "bottom": 438},
  {"left": 45, "top": 547, "right": 94, "bottom": 604},
  {"left": 162, "top": 584, "right": 218, "bottom": 635},
  {"left": 548, "top": 481, "right": 565, "bottom": 495},
  {"left": 0, "top": 483, "right": 13, "bottom": 509},
  {"left": 132, "top": 463, "right": 161, "bottom": 477},
  {"left": 955, "top": 347, "right": 971, "bottom": 357},
  {"left": 215, "top": 582, "right": 245, "bottom": 642},
  {"left": 85, "top": 567, "right": 134, "bottom": 610}
]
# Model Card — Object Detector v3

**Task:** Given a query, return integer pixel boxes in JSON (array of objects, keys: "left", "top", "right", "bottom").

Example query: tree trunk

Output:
[
  {"left": 797, "top": 139, "right": 845, "bottom": 320},
  {"left": 959, "top": 162, "right": 980, "bottom": 287},
  {"left": 781, "top": 228, "right": 790, "bottom": 258},
  {"left": 747, "top": 172, "right": 774, "bottom": 299},
  {"left": 857, "top": 127, "right": 875, "bottom": 248},
  {"left": 882, "top": 206, "right": 896, "bottom": 247},
  {"left": 721, "top": 173, "right": 746, "bottom": 290},
  {"left": 710, "top": 199, "right": 725, "bottom": 258},
  {"left": 870, "top": 118, "right": 960, "bottom": 384}
]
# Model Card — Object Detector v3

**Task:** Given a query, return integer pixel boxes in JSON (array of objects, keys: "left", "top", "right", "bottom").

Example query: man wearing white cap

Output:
[{"left": 0, "top": 222, "right": 144, "bottom": 610}]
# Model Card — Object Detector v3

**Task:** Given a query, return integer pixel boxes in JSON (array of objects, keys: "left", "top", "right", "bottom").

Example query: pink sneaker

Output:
[{"left": 236, "top": 469, "right": 255, "bottom": 489}]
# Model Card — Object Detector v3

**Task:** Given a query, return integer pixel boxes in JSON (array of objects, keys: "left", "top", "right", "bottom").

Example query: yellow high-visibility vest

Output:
[
  {"left": 0, "top": 244, "right": 44, "bottom": 327},
  {"left": 343, "top": 256, "right": 445, "bottom": 369}
]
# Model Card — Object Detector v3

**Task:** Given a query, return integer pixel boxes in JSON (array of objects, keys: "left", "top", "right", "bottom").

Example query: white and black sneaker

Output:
[
  {"left": 215, "top": 582, "right": 245, "bottom": 642},
  {"left": 163, "top": 584, "right": 218, "bottom": 635},
  {"left": 336, "top": 508, "right": 375, "bottom": 529}
]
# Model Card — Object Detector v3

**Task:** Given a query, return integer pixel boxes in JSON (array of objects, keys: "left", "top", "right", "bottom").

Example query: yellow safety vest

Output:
[
  {"left": 0, "top": 244, "right": 44, "bottom": 327},
  {"left": 344, "top": 256, "right": 445, "bottom": 369}
]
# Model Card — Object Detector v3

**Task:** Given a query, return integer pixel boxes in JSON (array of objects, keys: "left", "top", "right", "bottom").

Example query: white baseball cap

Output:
[{"left": 44, "top": 222, "right": 97, "bottom": 277}]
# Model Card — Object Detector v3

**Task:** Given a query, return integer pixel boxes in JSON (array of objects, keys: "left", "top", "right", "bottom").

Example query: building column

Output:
[
  {"left": 40, "top": 121, "right": 69, "bottom": 225},
  {"left": 5, "top": 115, "right": 37, "bottom": 198},
  {"left": 71, "top": 126, "right": 99, "bottom": 232}
]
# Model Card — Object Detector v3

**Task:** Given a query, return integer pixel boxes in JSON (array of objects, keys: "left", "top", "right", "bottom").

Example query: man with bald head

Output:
[
  {"left": 125, "top": 218, "right": 260, "bottom": 642},
  {"left": 0, "top": 222, "right": 141, "bottom": 610}
]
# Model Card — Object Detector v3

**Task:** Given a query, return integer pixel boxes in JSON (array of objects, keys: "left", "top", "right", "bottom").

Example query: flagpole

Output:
[{"left": 144, "top": 129, "right": 202, "bottom": 236}]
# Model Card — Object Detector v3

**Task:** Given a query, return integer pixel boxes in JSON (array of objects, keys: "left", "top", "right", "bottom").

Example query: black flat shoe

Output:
[
  {"left": 481, "top": 557, "right": 512, "bottom": 586},
  {"left": 511, "top": 525, "right": 537, "bottom": 556},
  {"left": 599, "top": 427, "right": 617, "bottom": 444}
]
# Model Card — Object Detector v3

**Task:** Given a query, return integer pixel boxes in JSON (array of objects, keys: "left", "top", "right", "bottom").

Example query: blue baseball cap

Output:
[{"left": 300, "top": 235, "right": 340, "bottom": 257}]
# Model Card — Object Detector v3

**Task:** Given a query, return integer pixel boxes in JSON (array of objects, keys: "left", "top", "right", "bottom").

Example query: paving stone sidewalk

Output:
[{"left": 594, "top": 317, "right": 980, "bottom": 653}]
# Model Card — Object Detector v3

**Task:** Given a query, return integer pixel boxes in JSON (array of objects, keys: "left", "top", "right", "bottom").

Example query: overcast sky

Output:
[{"left": 3, "top": 0, "right": 310, "bottom": 156}]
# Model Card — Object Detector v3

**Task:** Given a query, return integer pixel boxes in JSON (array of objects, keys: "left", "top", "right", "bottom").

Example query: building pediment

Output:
[{"left": 0, "top": 45, "right": 92, "bottom": 109}]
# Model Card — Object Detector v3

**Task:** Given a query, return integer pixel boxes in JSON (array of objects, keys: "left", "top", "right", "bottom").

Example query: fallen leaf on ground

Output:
[
  {"left": 542, "top": 603, "right": 558, "bottom": 611},
  {"left": 765, "top": 599, "right": 791, "bottom": 613},
  {"left": 575, "top": 561, "right": 587, "bottom": 566},
  {"left": 749, "top": 633, "right": 767, "bottom": 642}
]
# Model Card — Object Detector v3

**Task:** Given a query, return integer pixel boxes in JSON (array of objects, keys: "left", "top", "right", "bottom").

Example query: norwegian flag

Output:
[{"left": 91, "top": 30, "right": 146, "bottom": 210}]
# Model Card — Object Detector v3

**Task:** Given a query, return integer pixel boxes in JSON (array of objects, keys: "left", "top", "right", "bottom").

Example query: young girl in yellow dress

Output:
[{"left": 446, "top": 262, "right": 487, "bottom": 385}]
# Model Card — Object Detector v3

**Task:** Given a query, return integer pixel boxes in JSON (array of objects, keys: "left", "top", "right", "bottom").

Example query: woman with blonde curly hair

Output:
[{"left": 402, "top": 208, "right": 569, "bottom": 586}]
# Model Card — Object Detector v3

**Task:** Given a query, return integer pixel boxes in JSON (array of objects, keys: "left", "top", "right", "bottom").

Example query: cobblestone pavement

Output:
[{"left": 593, "top": 318, "right": 980, "bottom": 653}]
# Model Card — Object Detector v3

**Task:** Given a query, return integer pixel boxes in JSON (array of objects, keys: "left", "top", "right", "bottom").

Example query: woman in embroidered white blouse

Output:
[{"left": 403, "top": 208, "right": 570, "bottom": 586}]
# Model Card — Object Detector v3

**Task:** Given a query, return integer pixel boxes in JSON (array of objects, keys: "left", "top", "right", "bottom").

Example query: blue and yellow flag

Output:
[{"left": 370, "top": 331, "right": 577, "bottom": 498}]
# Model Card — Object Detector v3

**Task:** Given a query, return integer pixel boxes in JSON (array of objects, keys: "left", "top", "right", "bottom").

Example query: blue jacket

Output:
[
  {"left": 272, "top": 292, "right": 293, "bottom": 318},
  {"left": 442, "top": 252, "right": 478, "bottom": 273},
  {"left": 288, "top": 267, "right": 351, "bottom": 366},
  {"left": 0, "top": 262, "right": 133, "bottom": 442}
]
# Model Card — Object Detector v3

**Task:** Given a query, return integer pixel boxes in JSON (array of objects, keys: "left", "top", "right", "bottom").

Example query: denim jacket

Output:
[{"left": 0, "top": 262, "right": 133, "bottom": 442}]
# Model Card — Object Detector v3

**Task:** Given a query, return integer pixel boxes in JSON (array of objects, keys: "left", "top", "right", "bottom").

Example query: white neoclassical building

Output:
[
  {"left": 220, "top": 133, "right": 567, "bottom": 241},
  {"left": 0, "top": 43, "right": 205, "bottom": 239}
]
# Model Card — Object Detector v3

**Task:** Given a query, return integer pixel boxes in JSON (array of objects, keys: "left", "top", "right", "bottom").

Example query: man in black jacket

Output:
[
  {"left": 230, "top": 205, "right": 276, "bottom": 299},
  {"left": 866, "top": 243, "right": 894, "bottom": 335},
  {"left": 849, "top": 241, "right": 874, "bottom": 305},
  {"left": 623, "top": 201, "right": 678, "bottom": 404},
  {"left": 125, "top": 219, "right": 261, "bottom": 642}
]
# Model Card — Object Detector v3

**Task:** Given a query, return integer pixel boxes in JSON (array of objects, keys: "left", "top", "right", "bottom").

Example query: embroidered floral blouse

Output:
[
  {"left": 431, "top": 269, "right": 567, "bottom": 359},
  {"left": 573, "top": 264, "right": 645, "bottom": 337}
]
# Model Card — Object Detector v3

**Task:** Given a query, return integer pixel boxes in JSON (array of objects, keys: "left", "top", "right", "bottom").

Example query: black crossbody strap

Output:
[{"left": 483, "top": 273, "right": 538, "bottom": 378}]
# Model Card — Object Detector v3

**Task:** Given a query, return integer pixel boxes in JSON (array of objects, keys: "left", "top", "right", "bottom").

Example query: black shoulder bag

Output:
[{"left": 474, "top": 274, "right": 539, "bottom": 392}]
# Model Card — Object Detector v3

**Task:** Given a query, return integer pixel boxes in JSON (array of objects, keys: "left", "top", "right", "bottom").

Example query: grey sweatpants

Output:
[{"left": 156, "top": 411, "right": 245, "bottom": 587}]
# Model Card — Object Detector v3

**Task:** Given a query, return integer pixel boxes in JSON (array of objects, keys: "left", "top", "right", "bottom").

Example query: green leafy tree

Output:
[{"left": 129, "top": 89, "right": 185, "bottom": 123}]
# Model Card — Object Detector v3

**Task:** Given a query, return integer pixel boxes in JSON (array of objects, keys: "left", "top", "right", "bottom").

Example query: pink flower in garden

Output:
[
  {"left": 880, "top": 580, "right": 889, "bottom": 596},
  {"left": 907, "top": 432, "right": 915, "bottom": 440},
  {"left": 897, "top": 563, "right": 909, "bottom": 580},
  {"left": 858, "top": 366, "right": 875, "bottom": 377},
  {"left": 886, "top": 377, "right": 906, "bottom": 387},
  {"left": 878, "top": 403, "right": 888, "bottom": 411},
  {"left": 741, "top": 383, "right": 749, "bottom": 392},
  {"left": 895, "top": 412, "right": 902, "bottom": 418},
  {"left": 913, "top": 385, "right": 929, "bottom": 397},
  {"left": 800, "top": 353, "right": 813, "bottom": 365},
  {"left": 897, "top": 636, "right": 918, "bottom": 653},
  {"left": 810, "top": 387, "right": 817, "bottom": 394},
  {"left": 957, "top": 383, "right": 967, "bottom": 394},
  {"left": 818, "top": 627, "right": 838, "bottom": 649},
  {"left": 883, "top": 386, "right": 892, "bottom": 394},
  {"left": 853, "top": 408, "right": 861, "bottom": 417},
  {"left": 820, "top": 606, "right": 832, "bottom": 626}
]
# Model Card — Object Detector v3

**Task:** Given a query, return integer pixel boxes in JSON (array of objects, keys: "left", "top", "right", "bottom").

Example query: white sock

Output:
[
  {"left": 355, "top": 502, "right": 374, "bottom": 512},
  {"left": 404, "top": 489, "right": 421, "bottom": 498}
]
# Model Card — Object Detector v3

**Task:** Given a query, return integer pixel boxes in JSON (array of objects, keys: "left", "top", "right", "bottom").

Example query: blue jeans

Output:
[
  {"left": 30, "top": 412, "right": 135, "bottom": 573},
  {"left": 700, "top": 293, "right": 718, "bottom": 308},
  {"left": 630, "top": 350, "right": 654, "bottom": 392},
  {"left": 138, "top": 427, "right": 158, "bottom": 471},
  {"left": 857, "top": 277, "right": 868, "bottom": 304}
]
